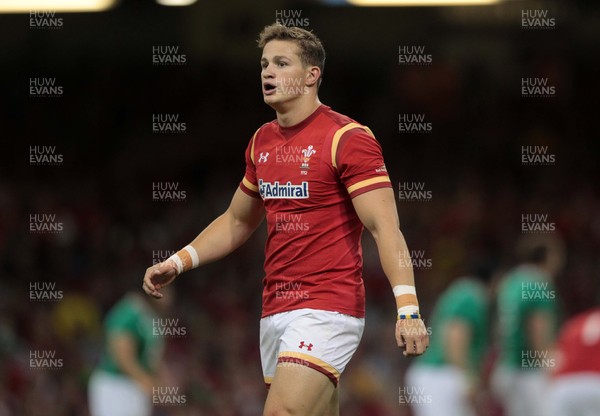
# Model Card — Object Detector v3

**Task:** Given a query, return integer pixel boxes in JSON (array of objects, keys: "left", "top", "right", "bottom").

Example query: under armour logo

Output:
[
  {"left": 299, "top": 341, "right": 313, "bottom": 351},
  {"left": 258, "top": 152, "right": 269, "bottom": 163}
]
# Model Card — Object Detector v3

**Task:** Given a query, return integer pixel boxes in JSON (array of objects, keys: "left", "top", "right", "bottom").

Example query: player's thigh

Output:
[{"left": 264, "top": 363, "right": 336, "bottom": 416}]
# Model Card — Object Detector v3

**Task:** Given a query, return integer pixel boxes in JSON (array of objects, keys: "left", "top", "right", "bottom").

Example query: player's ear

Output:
[{"left": 305, "top": 66, "right": 321, "bottom": 88}]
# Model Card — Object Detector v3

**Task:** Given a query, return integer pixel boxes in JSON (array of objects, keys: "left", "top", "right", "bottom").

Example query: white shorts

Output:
[
  {"left": 88, "top": 370, "right": 151, "bottom": 416},
  {"left": 260, "top": 308, "right": 365, "bottom": 387},
  {"left": 546, "top": 374, "right": 600, "bottom": 416},
  {"left": 404, "top": 364, "right": 474, "bottom": 416}
]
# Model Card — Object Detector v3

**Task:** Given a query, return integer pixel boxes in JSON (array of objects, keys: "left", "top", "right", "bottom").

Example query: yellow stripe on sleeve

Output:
[
  {"left": 250, "top": 130, "right": 258, "bottom": 165},
  {"left": 242, "top": 177, "right": 258, "bottom": 192},
  {"left": 331, "top": 123, "right": 376, "bottom": 169},
  {"left": 347, "top": 176, "right": 391, "bottom": 194}
]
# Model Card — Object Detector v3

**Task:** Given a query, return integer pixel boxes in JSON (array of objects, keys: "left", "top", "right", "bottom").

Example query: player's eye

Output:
[{"left": 278, "top": 62, "right": 287, "bottom": 67}]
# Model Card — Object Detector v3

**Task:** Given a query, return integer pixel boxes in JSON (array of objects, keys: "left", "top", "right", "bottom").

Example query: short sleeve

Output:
[
  {"left": 335, "top": 127, "right": 392, "bottom": 198},
  {"left": 105, "top": 303, "right": 137, "bottom": 336},
  {"left": 239, "top": 130, "right": 261, "bottom": 199}
]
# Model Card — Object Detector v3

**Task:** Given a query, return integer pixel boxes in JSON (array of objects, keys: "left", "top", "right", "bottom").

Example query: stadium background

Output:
[{"left": 0, "top": 0, "right": 599, "bottom": 414}]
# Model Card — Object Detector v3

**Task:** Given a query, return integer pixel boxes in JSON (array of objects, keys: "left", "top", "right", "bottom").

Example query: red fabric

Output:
[{"left": 239, "top": 105, "right": 391, "bottom": 318}]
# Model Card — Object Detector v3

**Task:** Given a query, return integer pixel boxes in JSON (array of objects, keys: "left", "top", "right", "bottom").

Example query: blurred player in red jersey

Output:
[
  {"left": 546, "top": 307, "right": 600, "bottom": 416},
  {"left": 142, "top": 23, "right": 428, "bottom": 415}
]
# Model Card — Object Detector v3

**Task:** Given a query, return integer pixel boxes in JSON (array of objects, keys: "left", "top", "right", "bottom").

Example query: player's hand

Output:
[
  {"left": 142, "top": 260, "right": 178, "bottom": 299},
  {"left": 396, "top": 318, "right": 429, "bottom": 357}
]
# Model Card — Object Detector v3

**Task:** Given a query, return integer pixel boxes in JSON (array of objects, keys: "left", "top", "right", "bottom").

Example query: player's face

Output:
[{"left": 261, "top": 40, "right": 311, "bottom": 107}]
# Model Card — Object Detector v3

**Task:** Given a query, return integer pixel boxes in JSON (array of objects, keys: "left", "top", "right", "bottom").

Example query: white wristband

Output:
[
  {"left": 393, "top": 285, "right": 416, "bottom": 297},
  {"left": 398, "top": 305, "right": 420, "bottom": 315},
  {"left": 183, "top": 245, "right": 200, "bottom": 268},
  {"left": 167, "top": 255, "right": 183, "bottom": 275}
]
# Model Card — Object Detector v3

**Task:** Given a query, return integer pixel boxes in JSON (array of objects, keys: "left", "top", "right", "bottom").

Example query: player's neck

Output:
[{"left": 275, "top": 97, "right": 322, "bottom": 128}]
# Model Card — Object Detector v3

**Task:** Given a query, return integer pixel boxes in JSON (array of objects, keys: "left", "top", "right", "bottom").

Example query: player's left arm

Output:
[{"left": 352, "top": 187, "right": 429, "bottom": 356}]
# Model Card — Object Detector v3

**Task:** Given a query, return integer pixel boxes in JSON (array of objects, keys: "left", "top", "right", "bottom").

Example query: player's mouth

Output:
[{"left": 263, "top": 82, "right": 277, "bottom": 96}]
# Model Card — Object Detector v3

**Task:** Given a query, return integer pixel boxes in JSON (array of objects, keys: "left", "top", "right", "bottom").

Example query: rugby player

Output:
[{"left": 142, "top": 23, "right": 428, "bottom": 416}]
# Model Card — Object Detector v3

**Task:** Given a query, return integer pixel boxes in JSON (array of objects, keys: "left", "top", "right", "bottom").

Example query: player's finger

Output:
[{"left": 413, "top": 336, "right": 425, "bottom": 355}]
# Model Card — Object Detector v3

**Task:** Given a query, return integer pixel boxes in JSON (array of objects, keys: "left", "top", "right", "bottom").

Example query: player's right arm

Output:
[{"left": 142, "top": 188, "right": 264, "bottom": 298}]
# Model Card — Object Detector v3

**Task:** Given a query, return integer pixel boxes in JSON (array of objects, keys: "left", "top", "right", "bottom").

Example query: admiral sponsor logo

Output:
[{"left": 259, "top": 179, "right": 309, "bottom": 199}]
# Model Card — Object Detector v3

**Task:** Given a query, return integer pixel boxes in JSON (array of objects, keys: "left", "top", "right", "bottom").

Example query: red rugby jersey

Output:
[
  {"left": 239, "top": 105, "right": 392, "bottom": 318},
  {"left": 553, "top": 308, "right": 600, "bottom": 378}
]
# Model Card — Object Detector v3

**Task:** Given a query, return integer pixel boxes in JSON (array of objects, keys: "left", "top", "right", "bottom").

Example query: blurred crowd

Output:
[{"left": 1, "top": 3, "right": 599, "bottom": 415}]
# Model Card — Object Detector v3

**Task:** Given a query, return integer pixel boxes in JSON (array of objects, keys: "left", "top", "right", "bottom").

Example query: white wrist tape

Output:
[
  {"left": 167, "top": 245, "right": 199, "bottom": 275},
  {"left": 393, "top": 285, "right": 416, "bottom": 297},
  {"left": 398, "top": 305, "right": 420, "bottom": 315}
]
